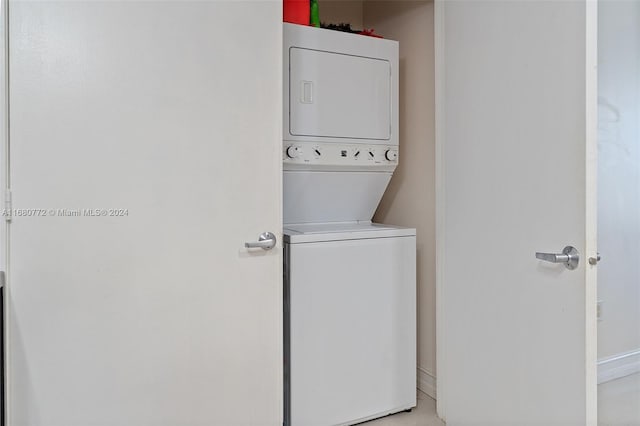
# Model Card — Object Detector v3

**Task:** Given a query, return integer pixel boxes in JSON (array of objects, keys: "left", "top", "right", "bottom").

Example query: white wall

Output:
[
  {"left": 365, "top": 0, "right": 436, "bottom": 396},
  {"left": 597, "top": 0, "right": 640, "bottom": 374}
]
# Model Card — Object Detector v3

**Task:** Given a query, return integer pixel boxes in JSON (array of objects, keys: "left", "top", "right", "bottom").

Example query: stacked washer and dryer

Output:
[{"left": 283, "top": 23, "right": 416, "bottom": 426}]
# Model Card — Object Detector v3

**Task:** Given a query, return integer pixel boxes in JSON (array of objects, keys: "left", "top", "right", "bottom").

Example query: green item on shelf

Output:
[{"left": 310, "top": 0, "right": 320, "bottom": 27}]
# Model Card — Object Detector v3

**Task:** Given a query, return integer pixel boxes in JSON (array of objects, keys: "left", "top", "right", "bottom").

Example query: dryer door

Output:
[{"left": 288, "top": 48, "right": 391, "bottom": 141}]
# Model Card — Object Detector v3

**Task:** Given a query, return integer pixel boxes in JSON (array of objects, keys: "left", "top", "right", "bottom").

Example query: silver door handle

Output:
[
  {"left": 245, "top": 232, "right": 276, "bottom": 250},
  {"left": 535, "top": 246, "right": 579, "bottom": 270}
]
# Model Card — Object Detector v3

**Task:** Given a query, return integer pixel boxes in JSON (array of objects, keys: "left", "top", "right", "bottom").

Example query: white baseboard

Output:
[
  {"left": 417, "top": 367, "right": 437, "bottom": 399},
  {"left": 598, "top": 349, "right": 640, "bottom": 384},
  {"left": 415, "top": 353, "right": 638, "bottom": 394}
]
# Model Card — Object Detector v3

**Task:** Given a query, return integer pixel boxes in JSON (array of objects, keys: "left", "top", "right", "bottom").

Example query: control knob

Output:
[
  {"left": 385, "top": 149, "right": 398, "bottom": 161},
  {"left": 286, "top": 145, "right": 302, "bottom": 159}
]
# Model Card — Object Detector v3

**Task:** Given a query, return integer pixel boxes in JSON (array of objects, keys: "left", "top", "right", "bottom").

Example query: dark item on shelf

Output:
[
  {"left": 319, "top": 23, "right": 384, "bottom": 39},
  {"left": 284, "top": 0, "right": 310, "bottom": 25},
  {"left": 320, "top": 22, "right": 359, "bottom": 33}
]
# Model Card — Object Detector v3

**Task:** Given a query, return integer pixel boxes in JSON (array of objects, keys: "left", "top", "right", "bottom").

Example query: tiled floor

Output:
[
  {"left": 360, "top": 373, "right": 640, "bottom": 426},
  {"left": 363, "top": 391, "right": 444, "bottom": 426},
  {"left": 599, "top": 373, "right": 640, "bottom": 426}
]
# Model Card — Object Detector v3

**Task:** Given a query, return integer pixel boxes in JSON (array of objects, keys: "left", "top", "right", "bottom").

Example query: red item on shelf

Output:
[
  {"left": 284, "top": 0, "right": 310, "bottom": 26},
  {"left": 358, "top": 29, "right": 384, "bottom": 38}
]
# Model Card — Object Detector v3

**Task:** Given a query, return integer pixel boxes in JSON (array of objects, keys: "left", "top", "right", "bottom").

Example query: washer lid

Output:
[{"left": 284, "top": 222, "right": 416, "bottom": 243}]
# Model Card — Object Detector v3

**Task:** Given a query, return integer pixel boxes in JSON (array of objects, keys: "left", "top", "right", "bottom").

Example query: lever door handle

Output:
[
  {"left": 245, "top": 232, "right": 277, "bottom": 250},
  {"left": 535, "top": 246, "right": 579, "bottom": 270}
]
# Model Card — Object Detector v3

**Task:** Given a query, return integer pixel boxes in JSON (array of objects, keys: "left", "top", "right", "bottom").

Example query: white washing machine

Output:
[
  {"left": 283, "top": 24, "right": 416, "bottom": 426},
  {"left": 284, "top": 223, "right": 416, "bottom": 426}
]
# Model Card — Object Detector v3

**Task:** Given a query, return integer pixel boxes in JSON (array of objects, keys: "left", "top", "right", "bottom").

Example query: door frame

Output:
[
  {"left": 1, "top": 0, "right": 8, "bottom": 422},
  {"left": 434, "top": 0, "right": 599, "bottom": 423}
]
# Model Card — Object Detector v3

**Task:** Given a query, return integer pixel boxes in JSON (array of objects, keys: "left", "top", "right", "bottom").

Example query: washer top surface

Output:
[{"left": 284, "top": 221, "right": 416, "bottom": 243}]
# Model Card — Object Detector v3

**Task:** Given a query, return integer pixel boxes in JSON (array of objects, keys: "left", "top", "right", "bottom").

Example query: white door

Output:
[
  {"left": 436, "top": 1, "right": 598, "bottom": 424},
  {"left": 6, "top": 1, "right": 282, "bottom": 425}
]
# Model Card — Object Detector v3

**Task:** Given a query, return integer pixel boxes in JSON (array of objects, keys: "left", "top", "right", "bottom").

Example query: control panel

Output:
[{"left": 283, "top": 142, "right": 398, "bottom": 172}]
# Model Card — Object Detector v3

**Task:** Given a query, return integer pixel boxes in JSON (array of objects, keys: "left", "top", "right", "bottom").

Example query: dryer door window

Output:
[{"left": 289, "top": 47, "right": 391, "bottom": 140}]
